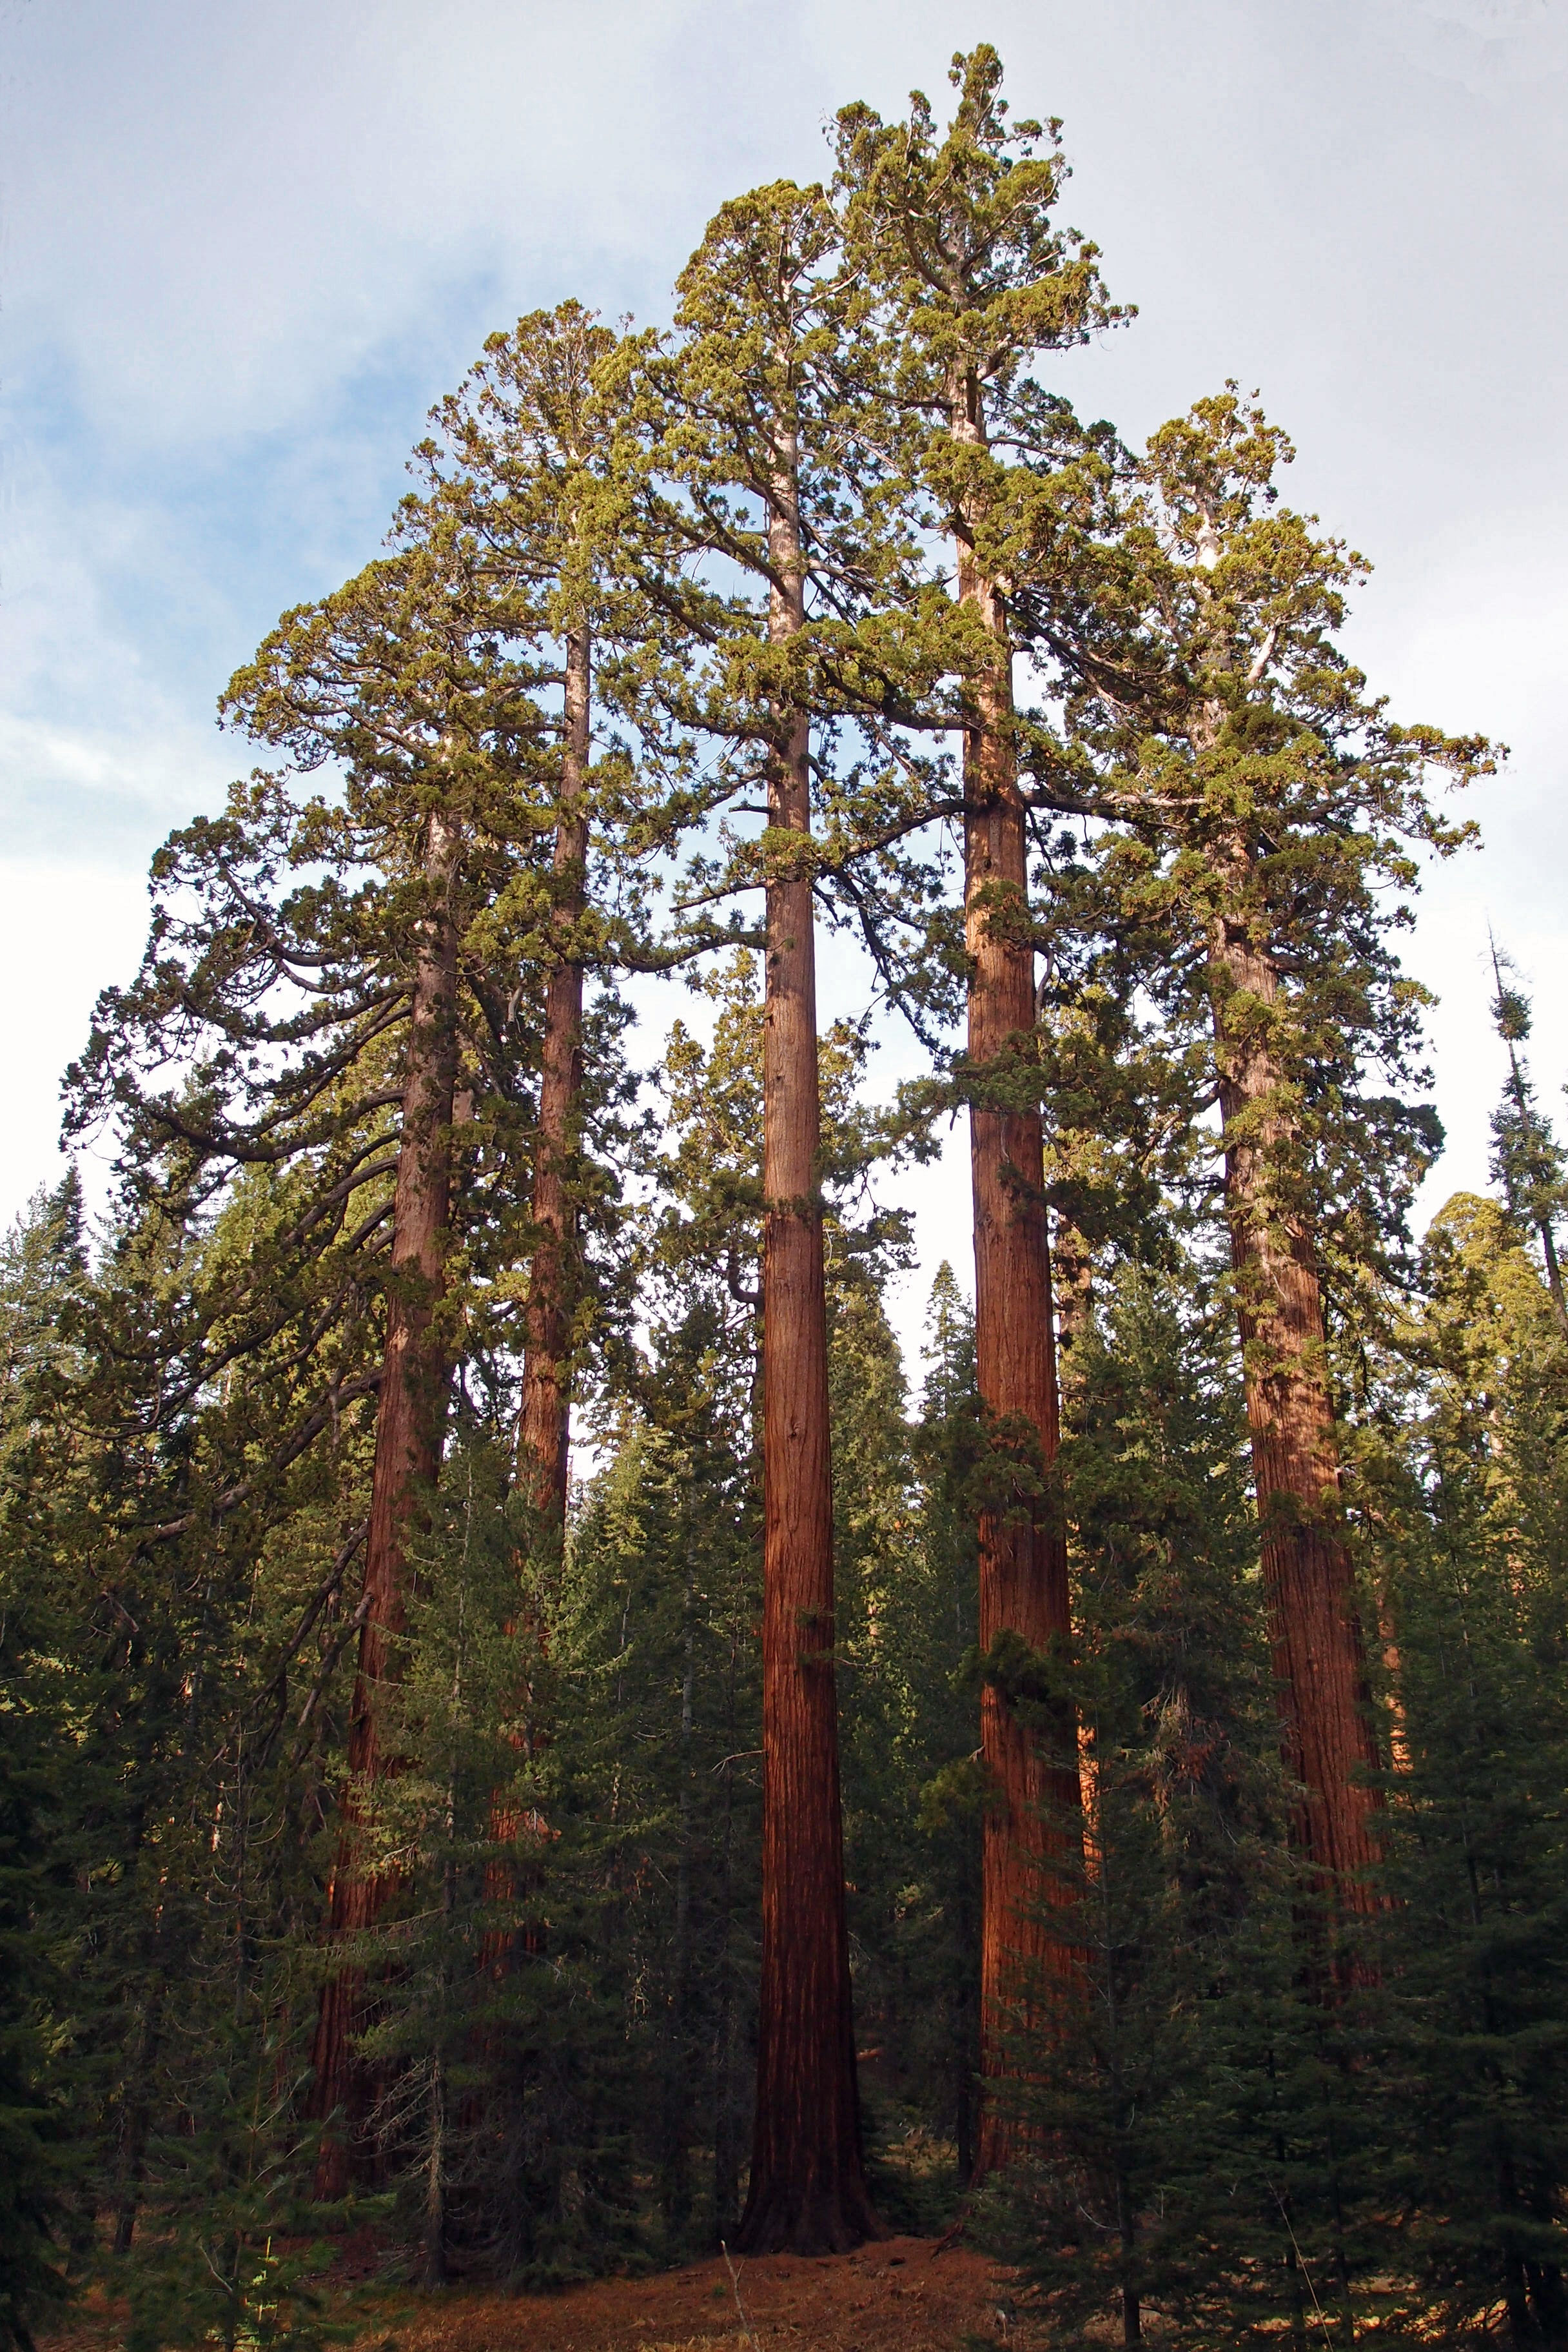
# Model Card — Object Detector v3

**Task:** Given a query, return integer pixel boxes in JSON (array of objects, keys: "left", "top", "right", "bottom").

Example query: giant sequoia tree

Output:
[
  {"left": 638, "top": 177, "right": 890, "bottom": 2256},
  {"left": 834, "top": 47, "right": 1118, "bottom": 2164},
  {"left": 1072, "top": 390, "right": 1493, "bottom": 1932},
  {"left": 422, "top": 301, "right": 662, "bottom": 1531},
  {"left": 217, "top": 516, "right": 552, "bottom": 2187}
]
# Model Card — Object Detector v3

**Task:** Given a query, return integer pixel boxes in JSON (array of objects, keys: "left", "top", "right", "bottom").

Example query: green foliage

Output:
[
  {"left": 115, "top": 2023, "right": 349, "bottom": 2352},
  {"left": 1064, "top": 384, "right": 1495, "bottom": 1293},
  {"left": 1349, "top": 1195, "right": 1568, "bottom": 2342},
  {"left": 0, "top": 1654, "right": 74, "bottom": 2352},
  {"left": 1485, "top": 945, "right": 1568, "bottom": 1329}
]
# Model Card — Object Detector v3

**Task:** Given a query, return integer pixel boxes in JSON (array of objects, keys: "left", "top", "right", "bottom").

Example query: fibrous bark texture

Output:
[
  {"left": 952, "top": 373, "right": 1083, "bottom": 2178},
  {"left": 735, "top": 458, "right": 876, "bottom": 2256},
  {"left": 1211, "top": 914, "right": 1380, "bottom": 1926},
  {"left": 311, "top": 810, "right": 458, "bottom": 2197}
]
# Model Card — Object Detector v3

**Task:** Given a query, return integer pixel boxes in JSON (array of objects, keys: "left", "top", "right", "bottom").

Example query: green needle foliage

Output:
[{"left": 1486, "top": 945, "right": 1568, "bottom": 1334}]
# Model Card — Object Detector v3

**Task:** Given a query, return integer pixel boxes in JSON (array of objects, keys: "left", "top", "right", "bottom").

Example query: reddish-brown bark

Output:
[
  {"left": 311, "top": 809, "right": 459, "bottom": 2198},
  {"left": 735, "top": 449, "right": 877, "bottom": 2257},
  {"left": 1210, "top": 909, "right": 1381, "bottom": 1927},
  {"left": 481, "top": 620, "right": 591, "bottom": 1981},
  {"left": 950, "top": 371, "right": 1083, "bottom": 2180}
]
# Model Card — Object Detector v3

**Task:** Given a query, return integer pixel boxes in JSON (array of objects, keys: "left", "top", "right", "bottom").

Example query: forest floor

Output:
[
  {"left": 360, "top": 2235, "right": 1028, "bottom": 2351},
  {"left": 44, "top": 2233, "right": 1037, "bottom": 2351}
]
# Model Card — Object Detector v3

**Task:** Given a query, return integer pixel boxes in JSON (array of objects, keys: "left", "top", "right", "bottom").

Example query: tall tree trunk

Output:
[
  {"left": 735, "top": 440, "right": 876, "bottom": 2257},
  {"left": 949, "top": 366, "right": 1082, "bottom": 2179},
  {"left": 1209, "top": 909, "right": 1381, "bottom": 1928},
  {"left": 480, "top": 620, "right": 591, "bottom": 1996},
  {"left": 311, "top": 808, "right": 459, "bottom": 2199}
]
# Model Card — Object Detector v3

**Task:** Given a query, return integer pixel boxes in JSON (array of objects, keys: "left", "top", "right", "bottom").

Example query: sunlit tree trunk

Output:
[
  {"left": 311, "top": 807, "right": 459, "bottom": 2197},
  {"left": 735, "top": 435, "right": 877, "bottom": 2256},
  {"left": 950, "top": 367, "right": 1083, "bottom": 2178}
]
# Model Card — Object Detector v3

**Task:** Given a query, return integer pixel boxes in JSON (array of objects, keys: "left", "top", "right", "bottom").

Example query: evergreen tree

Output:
[
  {"left": 629, "top": 176, "right": 903, "bottom": 2253},
  {"left": 844, "top": 1266, "right": 984, "bottom": 2199},
  {"left": 219, "top": 509, "right": 557, "bottom": 2187},
  {"left": 1068, "top": 386, "right": 1494, "bottom": 1944},
  {"left": 0, "top": 1187, "right": 90, "bottom": 2351},
  {"left": 1357, "top": 1193, "right": 1568, "bottom": 2346},
  {"left": 1487, "top": 941, "right": 1568, "bottom": 1337},
  {"left": 7, "top": 47, "right": 1562, "bottom": 2342},
  {"left": 834, "top": 48, "right": 1121, "bottom": 2163}
]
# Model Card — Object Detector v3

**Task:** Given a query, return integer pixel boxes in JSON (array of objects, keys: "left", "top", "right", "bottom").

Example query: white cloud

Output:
[
  {"left": 0, "top": 860, "right": 151, "bottom": 1227},
  {"left": 3, "top": 0, "right": 819, "bottom": 452}
]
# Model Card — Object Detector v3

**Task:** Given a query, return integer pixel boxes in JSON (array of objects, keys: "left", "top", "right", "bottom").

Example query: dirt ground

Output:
[
  {"left": 44, "top": 2233, "right": 1038, "bottom": 2352},
  {"left": 371, "top": 2235, "right": 1028, "bottom": 2351}
]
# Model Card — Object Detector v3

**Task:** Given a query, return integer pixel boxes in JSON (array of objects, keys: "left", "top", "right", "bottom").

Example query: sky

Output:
[{"left": 2, "top": 0, "right": 1565, "bottom": 1373}]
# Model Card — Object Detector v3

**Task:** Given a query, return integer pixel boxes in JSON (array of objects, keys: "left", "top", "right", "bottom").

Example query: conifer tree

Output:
[
  {"left": 0, "top": 1181, "right": 90, "bottom": 2346},
  {"left": 1069, "top": 387, "right": 1494, "bottom": 1937},
  {"left": 847, "top": 1265, "right": 985, "bottom": 2193},
  {"left": 0, "top": 1541, "right": 74, "bottom": 2350},
  {"left": 834, "top": 46, "right": 1119, "bottom": 2166},
  {"left": 217, "top": 514, "right": 551, "bottom": 2190},
  {"left": 415, "top": 305, "right": 651, "bottom": 2035},
  {"left": 992, "top": 1248, "right": 1293, "bottom": 2349},
  {"left": 1353, "top": 1192, "right": 1568, "bottom": 2344},
  {"left": 15, "top": 48, "right": 1565, "bottom": 2338},
  {"left": 631, "top": 179, "right": 893, "bottom": 2253},
  {"left": 1487, "top": 941, "right": 1568, "bottom": 1337},
  {"left": 421, "top": 302, "right": 662, "bottom": 1528}
]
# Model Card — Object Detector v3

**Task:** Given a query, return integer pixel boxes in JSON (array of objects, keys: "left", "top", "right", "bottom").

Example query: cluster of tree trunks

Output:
[{"left": 304, "top": 153, "right": 1387, "bottom": 2264}]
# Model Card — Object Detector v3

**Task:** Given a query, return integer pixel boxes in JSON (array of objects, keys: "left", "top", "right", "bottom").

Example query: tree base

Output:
[{"left": 732, "top": 2176, "right": 883, "bottom": 2257}]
